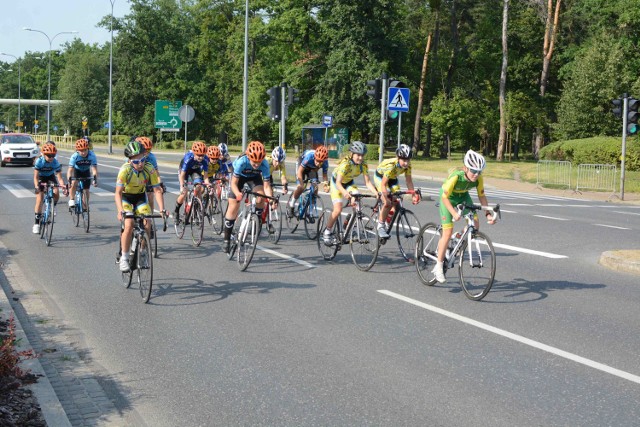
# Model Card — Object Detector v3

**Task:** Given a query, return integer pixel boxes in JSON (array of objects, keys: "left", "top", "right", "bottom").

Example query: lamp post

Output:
[
  {"left": 108, "top": 0, "right": 116, "bottom": 154},
  {"left": 23, "top": 28, "right": 78, "bottom": 140},
  {"left": 0, "top": 53, "right": 21, "bottom": 130}
]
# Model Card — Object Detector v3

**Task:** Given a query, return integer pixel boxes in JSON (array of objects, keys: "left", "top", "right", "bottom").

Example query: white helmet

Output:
[
  {"left": 218, "top": 143, "right": 229, "bottom": 157},
  {"left": 463, "top": 149, "right": 486, "bottom": 171},
  {"left": 396, "top": 144, "right": 412, "bottom": 159},
  {"left": 271, "top": 146, "right": 286, "bottom": 162}
]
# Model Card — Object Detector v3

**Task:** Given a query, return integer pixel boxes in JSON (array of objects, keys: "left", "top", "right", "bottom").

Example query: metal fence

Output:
[
  {"left": 536, "top": 160, "right": 572, "bottom": 190},
  {"left": 575, "top": 163, "right": 617, "bottom": 195}
]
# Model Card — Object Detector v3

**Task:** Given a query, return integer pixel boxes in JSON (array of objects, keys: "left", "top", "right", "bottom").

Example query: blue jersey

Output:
[
  {"left": 232, "top": 155, "right": 271, "bottom": 180},
  {"left": 68, "top": 150, "right": 97, "bottom": 172},
  {"left": 300, "top": 149, "right": 329, "bottom": 175},
  {"left": 146, "top": 152, "right": 158, "bottom": 170},
  {"left": 34, "top": 156, "right": 62, "bottom": 177},
  {"left": 180, "top": 151, "right": 209, "bottom": 174}
]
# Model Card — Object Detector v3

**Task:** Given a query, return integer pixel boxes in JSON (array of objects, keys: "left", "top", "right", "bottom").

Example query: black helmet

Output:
[
  {"left": 124, "top": 141, "right": 146, "bottom": 158},
  {"left": 396, "top": 144, "right": 412, "bottom": 159}
]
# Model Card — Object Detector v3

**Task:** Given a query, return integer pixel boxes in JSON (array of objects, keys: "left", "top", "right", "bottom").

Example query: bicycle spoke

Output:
[
  {"left": 350, "top": 214, "right": 379, "bottom": 271},
  {"left": 415, "top": 223, "right": 441, "bottom": 286},
  {"left": 238, "top": 213, "right": 259, "bottom": 271},
  {"left": 458, "top": 231, "right": 495, "bottom": 301},
  {"left": 395, "top": 209, "right": 421, "bottom": 262},
  {"left": 316, "top": 210, "right": 339, "bottom": 261},
  {"left": 137, "top": 234, "right": 153, "bottom": 303},
  {"left": 304, "top": 193, "right": 324, "bottom": 240}
]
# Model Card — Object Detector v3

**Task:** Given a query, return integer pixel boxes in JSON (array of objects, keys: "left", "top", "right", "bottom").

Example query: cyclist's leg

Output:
[
  {"left": 323, "top": 180, "right": 346, "bottom": 244},
  {"left": 119, "top": 195, "right": 138, "bottom": 271},
  {"left": 223, "top": 177, "right": 246, "bottom": 252},
  {"left": 434, "top": 193, "right": 457, "bottom": 282},
  {"left": 33, "top": 180, "right": 45, "bottom": 233},
  {"left": 68, "top": 170, "right": 77, "bottom": 206}
]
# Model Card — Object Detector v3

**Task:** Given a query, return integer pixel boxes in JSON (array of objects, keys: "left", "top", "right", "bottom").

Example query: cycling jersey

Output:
[
  {"left": 68, "top": 151, "right": 97, "bottom": 172},
  {"left": 299, "top": 149, "right": 329, "bottom": 175},
  {"left": 331, "top": 157, "right": 369, "bottom": 186},
  {"left": 34, "top": 156, "right": 62, "bottom": 177},
  {"left": 116, "top": 162, "right": 160, "bottom": 195},
  {"left": 146, "top": 152, "right": 159, "bottom": 171},
  {"left": 439, "top": 169, "right": 485, "bottom": 229},
  {"left": 375, "top": 158, "right": 411, "bottom": 179},
  {"left": 232, "top": 154, "right": 270, "bottom": 180},
  {"left": 179, "top": 152, "right": 209, "bottom": 175},
  {"left": 266, "top": 155, "right": 286, "bottom": 177},
  {"left": 206, "top": 159, "right": 230, "bottom": 179}
]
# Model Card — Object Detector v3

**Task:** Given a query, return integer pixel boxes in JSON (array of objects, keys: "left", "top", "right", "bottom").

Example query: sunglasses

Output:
[
  {"left": 468, "top": 168, "right": 482, "bottom": 175},
  {"left": 130, "top": 156, "right": 147, "bottom": 165},
  {"left": 44, "top": 154, "right": 55, "bottom": 159}
]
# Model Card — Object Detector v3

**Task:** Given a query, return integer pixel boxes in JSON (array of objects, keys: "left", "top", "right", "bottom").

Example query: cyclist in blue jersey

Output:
[
  {"left": 136, "top": 136, "right": 166, "bottom": 213},
  {"left": 33, "top": 142, "right": 68, "bottom": 233},
  {"left": 67, "top": 138, "right": 98, "bottom": 210},
  {"left": 173, "top": 141, "right": 211, "bottom": 220},
  {"left": 222, "top": 140, "right": 274, "bottom": 253},
  {"left": 287, "top": 145, "right": 330, "bottom": 217}
]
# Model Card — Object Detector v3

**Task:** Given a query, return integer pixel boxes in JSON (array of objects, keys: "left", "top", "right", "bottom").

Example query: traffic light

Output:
[
  {"left": 366, "top": 79, "right": 382, "bottom": 105},
  {"left": 627, "top": 97, "right": 639, "bottom": 135},
  {"left": 611, "top": 98, "right": 622, "bottom": 118},
  {"left": 287, "top": 87, "right": 299, "bottom": 106},
  {"left": 386, "top": 79, "right": 406, "bottom": 121},
  {"left": 266, "top": 86, "right": 281, "bottom": 122},
  {"left": 387, "top": 110, "right": 399, "bottom": 121},
  {"left": 388, "top": 79, "right": 406, "bottom": 90}
]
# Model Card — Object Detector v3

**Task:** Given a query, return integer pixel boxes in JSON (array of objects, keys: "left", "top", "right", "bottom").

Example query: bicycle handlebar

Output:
[
  {"left": 242, "top": 188, "right": 280, "bottom": 202},
  {"left": 455, "top": 203, "right": 501, "bottom": 222}
]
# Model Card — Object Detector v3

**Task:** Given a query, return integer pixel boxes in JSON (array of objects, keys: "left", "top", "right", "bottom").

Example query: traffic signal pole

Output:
[
  {"left": 379, "top": 73, "right": 388, "bottom": 163},
  {"left": 621, "top": 95, "right": 628, "bottom": 200},
  {"left": 280, "top": 83, "right": 287, "bottom": 149}
]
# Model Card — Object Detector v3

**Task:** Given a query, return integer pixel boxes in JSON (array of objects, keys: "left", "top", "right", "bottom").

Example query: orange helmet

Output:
[
  {"left": 75, "top": 139, "right": 89, "bottom": 151},
  {"left": 41, "top": 142, "right": 57, "bottom": 156},
  {"left": 136, "top": 136, "right": 153, "bottom": 151},
  {"left": 314, "top": 145, "right": 328, "bottom": 162},
  {"left": 246, "top": 141, "right": 266, "bottom": 162},
  {"left": 207, "top": 145, "right": 222, "bottom": 160},
  {"left": 191, "top": 141, "right": 207, "bottom": 156}
]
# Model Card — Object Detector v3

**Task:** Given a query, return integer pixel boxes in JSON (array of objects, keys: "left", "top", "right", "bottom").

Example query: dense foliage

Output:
[
  {"left": 539, "top": 136, "right": 640, "bottom": 171},
  {"left": 2, "top": 0, "right": 640, "bottom": 161}
]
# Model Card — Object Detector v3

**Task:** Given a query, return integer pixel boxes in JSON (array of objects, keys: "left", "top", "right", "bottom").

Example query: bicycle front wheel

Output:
[
  {"left": 208, "top": 193, "right": 224, "bottom": 235},
  {"left": 151, "top": 218, "right": 158, "bottom": 258},
  {"left": 237, "top": 213, "right": 260, "bottom": 271},
  {"left": 285, "top": 194, "right": 299, "bottom": 232},
  {"left": 173, "top": 202, "right": 187, "bottom": 239},
  {"left": 137, "top": 234, "right": 153, "bottom": 303},
  {"left": 304, "top": 194, "right": 324, "bottom": 240},
  {"left": 190, "top": 197, "right": 205, "bottom": 247},
  {"left": 316, "top": 210, "right": 339, "bottom": 261},
  {"left": 44, "top": 203, "right": 55, "bottom": 247},
  {"left": 458, "top": 231, "right": 496, "bottom": 301},
  {"left": 267, "top": 203, "right": 284, "bottom": 244},
  {"left": 415, "top": 223, "right": 442, "bottom": 286},
  {"left": 395, "top": 209, "right": 421, "bottom": 262},
  {"left": 349, "top": 213, "right": 380, "bottom": 271}
]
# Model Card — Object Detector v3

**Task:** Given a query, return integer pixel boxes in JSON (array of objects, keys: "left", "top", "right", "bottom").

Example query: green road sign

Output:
[{"left": 154, "top": 100, "right": 183, "bottom": 130}]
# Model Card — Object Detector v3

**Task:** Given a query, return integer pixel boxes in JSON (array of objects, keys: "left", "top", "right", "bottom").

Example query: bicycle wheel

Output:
[
  {"left": 151, "top": 218, "right": 158, "bottom": 258},
  {"left": 190, "top": 197, "right": 205, "bottom": 246},
  {"left": 316, "top": 210, "right": 340, "bottom": 261},
  {"left": 304, "top": 193, "right": 324, "bottom": 240},
  {"left": 44, "top": 201, "right": 54, "bottom": 247},
  {"left": 458, "top": 231, "right": 496, "bottom": 301},
  {"left": 349, "top": 213, "right": 380, "bottom": 271},
  {"left": 237, "top": 213, "right": 260, "bottom": 271},
  {"left": 270, "top": 203, "right": 284, "bottom": 244},
  {"left": 395, "top": 209, "right": 421, "bottom": 262},
  {"left": 119, "top": 249, "right": 134, "bottom": 288},
  {"left": 137, "top": 233, "right": 153, "bottom": 303},
  {"left": 82, "top": 194, "right": 90, "bottom": 233},
  {"left": 285, "top": 194, "right": 300, "bottom": 232},
  {"left": 73, "top": 194, "right": 81, "bottom": 227},
  {"left": 173, "top": 201, "right": 187, "bottom": 239},
  {"left": 415, "top": 223, "right": 442, "bottom": 286},
  {"left": 208, "top": 193, "right": 224, "bottom": 235}
]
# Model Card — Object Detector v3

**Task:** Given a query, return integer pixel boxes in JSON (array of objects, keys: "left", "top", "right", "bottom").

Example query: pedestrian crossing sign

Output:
[{"left": 388, "top": 87, "right": 410, "bottom": 112}]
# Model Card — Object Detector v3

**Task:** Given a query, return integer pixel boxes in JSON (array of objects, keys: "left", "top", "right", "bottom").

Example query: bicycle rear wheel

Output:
[
  {"left": 137, "top": 234, "right": 153, "bottom": 303},
  {"left": 271, "top": 203, "right": 284, "bottom": 244},
  {"left": 44, "top": 202, "right": 54, "bottom": 247},
  {"left": 415, "top": 223, "right": 442, "bottom": 286},
  {"left": 118, "top": 249, "right": 134, "bottom": 288},
  {"left": 151, "top": 218, "right": 158, "bottom": 258},
  {"left": 285, "top": 194, "right": 300, "bottom": 232},
  {"left": 316, "top": 210, "right": 340, "bottom": 261},
  {"left": 237, "top": 213, "right": 260, "bottom": 271},
  {"left": 207, "top": 193, "right": 224, "bottom": 235},
  {"left": 458, "top": 231, "right": 495, "bottom": 301},
  {"left": 349, "top": 214, "right": 380, "bottom": 271},
  {"left": 395, "top": 209, "right": 421, "bottom": 262},
  {"left": 304, "top": 194, "right": 324, "bottom": 240},
  {"left": 173, "top": 201, "right": 187, "bottom": 239},
  {"left": 190, "top": 197, "right": 205, "bottom": 247}
]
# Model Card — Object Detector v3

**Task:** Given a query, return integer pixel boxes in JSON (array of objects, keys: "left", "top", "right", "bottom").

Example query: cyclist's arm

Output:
[
  {"left": 33, "top": 168, "right": 39, "bottom": 190},
  {"left": 405, "top": 174, "right": 415, "bottom": 192},
  {"left": 296, "top": 164, "right": 304, "bottom": 184},
  {"left": 230, "top": 175, "right": 242, "bottom": 200},
  {"left": 441, "top": 190, "right": 460, "bottom": 221},
  {"left": 153, "top": 185, "right": 166, "bottom": 213},
  {"left": 363, "top": 173, "right": 378, "bottom": 196},
  {"left": 263, "top": 179, "right": 274, "bottom": 199},
  {"left": 66, "top": 166, "right": 74, "bottom": 182},
  {"left": 55, "top": 170, "right": 65, "bottom": 188},
  {"left": 91, "top": 165, "right": 98, "bottom": 183},
  {"left": 114, "top": 186, "right": 125, "bottom": 221},
  {"left": 178, "top": 170, "right": 186, "bottom": 191}
]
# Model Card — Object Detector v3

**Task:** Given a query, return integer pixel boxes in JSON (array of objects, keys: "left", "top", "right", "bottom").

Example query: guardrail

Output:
[
  {"left": 575, "top": 163, "right": 617, "bottom": 197},
  {"left": 536, "top": 160, "right": 572, "bottom": 190},
  {"left": 31, "top": 134, "right": 75, "bottom": 150}
]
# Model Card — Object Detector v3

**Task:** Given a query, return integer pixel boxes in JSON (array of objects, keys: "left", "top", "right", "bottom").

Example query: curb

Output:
[
  {"left": 0, "top": 243, "right": 72, "bottom": 427},
  {"left": 599, "top": 250, "right": 640, "bottom": 275}
]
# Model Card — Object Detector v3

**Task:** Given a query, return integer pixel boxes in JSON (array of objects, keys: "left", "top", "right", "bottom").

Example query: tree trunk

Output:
[
  {"left": 424, "top": 9, "right": 441, "bottom": 158},
  {"left": 497, "top": 0, "right": 509, "bottom": 161},
  {"left": 413, "top": 33, "right": 432, "bottom": 155}
]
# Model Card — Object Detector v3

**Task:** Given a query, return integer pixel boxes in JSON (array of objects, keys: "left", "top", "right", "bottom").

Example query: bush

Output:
[{"left": 539, "top": 136, "right": 640, "bottom": 171}]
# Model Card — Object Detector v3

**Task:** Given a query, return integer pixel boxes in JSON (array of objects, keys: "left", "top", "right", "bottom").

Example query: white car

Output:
[{"left": 0, "top": 133, "right": 40, "bottom": 167}]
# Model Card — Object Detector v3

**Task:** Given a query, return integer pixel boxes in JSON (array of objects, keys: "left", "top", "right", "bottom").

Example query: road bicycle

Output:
[
  {"left": 68, "top": 177, "right": 93, "bottom": 233},
  {"left": 368, "top": 189, "right": 422, "bottom": 262},
  {"left": 286, "top": 178, "right": 325, "bottom": 240},
  {"left": 202, "top": 179, "right": 226, "bottom": 236},
  {"left": 228, "top": 188, "right": 279, "bottom": 271},
  {"left": 173, "top": 181, "right": 206, "bottom": 246},
  {"left": 38, "top": 182, "right": 61, "bottom": 247},
  {"left": 259, "top": 183, "right": 285, "bottom": 244},
  {"left": 316, "top": 193, "right": 380, "bottom": 271},
  {"left": 415, "top": 203, "right": 500, "bottom": 301},
  {"left": 117, "top": 213, "right": 167, "bottom": 303}
]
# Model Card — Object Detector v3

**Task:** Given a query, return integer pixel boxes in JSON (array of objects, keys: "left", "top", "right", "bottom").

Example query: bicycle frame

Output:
[{"left": 297, "top": 179, "right": 320, "bottom": 220}]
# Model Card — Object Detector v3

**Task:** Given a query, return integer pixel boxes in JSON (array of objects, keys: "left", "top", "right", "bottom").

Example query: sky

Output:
[{"left": 0, "top": 0, "right": 131, "bottom": 62}]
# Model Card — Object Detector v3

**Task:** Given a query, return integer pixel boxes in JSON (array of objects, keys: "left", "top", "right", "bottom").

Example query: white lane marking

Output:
[
  {"left": 492, "top": 242, "right": 567, "bottom": 259},
  {"left": 378, "top": 290, "right": 640, "bottom": 385},
  {"left": 593, "top": 224, "right": 630, "bottom": 230},
  {"left": 533, "top": 215, "right": 569, "bottom": 221},
  {"left": 256, "top": 245, "right": 315, "bottom": 268},
  {"left": 505, "top": 203, "right": 533, "bottom": 206},
  {"left": 2, "top": 183, "right": 35, "bottom": 198},
  {"left": 613, "top": 211, "right": 640, "bottom": 216},
  {"left": 499, "top": 209, "right": 517, "bottom": 213}
]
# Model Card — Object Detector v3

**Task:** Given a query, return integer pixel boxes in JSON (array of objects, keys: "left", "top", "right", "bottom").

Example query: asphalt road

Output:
[{"left": 1, "top": 152, "right": 639, "bottom": 426}]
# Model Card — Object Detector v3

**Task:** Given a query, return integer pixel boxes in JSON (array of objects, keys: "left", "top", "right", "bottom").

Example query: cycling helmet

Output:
[
  {"left": 348, "top": 141, "right": 367, "bottom": 155},
  {"left": 396, "top": 144, "right": 412, "bottom": 159},
  {"left": 246, "top": 140, "right": 266, "bottom": 162},
  {"left": 124, "top": 141, "right": 146, "bottom": 158},
  {"left": 218, "top": 142, "right": 229, "bottom": 157},
  {"left": 315, "top": 145, "right": 329, "bottom": 162},
  {"left": 271, "top": 146, "right": 286, "bottom": 162},
  {"left": 41, "top": 142, "right": 57, "bottom": 156},
  {"left": 207, "top": 145, "right": 222, "bottom": 160},
  {"left": 75, "top": 138, "right": 89, "bottom": 151},
  {"left": 136, "top": 136, "right": 153, "bottom": 151},
  {"left": 463, "top": 149, "right": 486, "bottom": 171},
  {"left": 191, "top": 141, "right": 207, "bottom": 156}
]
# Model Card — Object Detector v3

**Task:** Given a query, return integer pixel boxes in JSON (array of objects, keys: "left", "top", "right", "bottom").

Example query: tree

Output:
[{"left": 496, "top": 0, "right": 509, "bottom": 161}]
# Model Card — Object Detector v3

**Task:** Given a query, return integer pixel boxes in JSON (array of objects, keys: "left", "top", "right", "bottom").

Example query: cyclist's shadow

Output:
[{"left": 474, "top": 277, "right": 605, "bottom": 303}]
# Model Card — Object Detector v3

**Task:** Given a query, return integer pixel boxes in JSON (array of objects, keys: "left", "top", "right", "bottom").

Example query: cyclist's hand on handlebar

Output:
[
  {"left": 322, "top": 181, "right": 330, "bottom": 193},
  {"left": 283, "top": 183, "right": 288, "bottom": 195},
  {"left": 412, "top": 193, "right": 420, "bottom": 205},
  {"left": 92, "top": 176, "right": 98, "bottom": 187},
  {"left": 236, "top": 193, "right": 243, "bottom": 202}
]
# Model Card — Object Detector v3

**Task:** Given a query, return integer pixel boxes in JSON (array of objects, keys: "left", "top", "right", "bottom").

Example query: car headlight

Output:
[
  {"left": 32, "top": 149, "right": 39, "bottom": 155},
  {"left": 2, "top": 150, "right": 10, "bottom": 155}
]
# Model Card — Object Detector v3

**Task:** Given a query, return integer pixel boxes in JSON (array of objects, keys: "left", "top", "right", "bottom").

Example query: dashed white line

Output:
[
  {"left": 492, "top": 242, "right": 567, "bottom": 259},
  {"left": 256, "top": 245, "right": 315, "bottom": 268},
  {"left": 593, "top": 224, "right": 630, "bottom": 230},
  {"left": 533, "top": 215, "right": 569, "bottom": 221}
]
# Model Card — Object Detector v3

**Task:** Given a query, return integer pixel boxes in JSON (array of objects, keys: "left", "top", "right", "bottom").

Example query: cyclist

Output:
[
  {"left": 288, "top": 145, "right": 330, "bottom": 217},
  {"left": 115, "top": 141, "right": 167, "bottom": 272},
  {"left": 322, "top": 141, "right": 378, "bottom": 245},
  {"left": 267, "top": 146, "right": 289, "bottom": 194},
  {"left": 205, "top": 145, "right": 230, "bottom": 180},
  {"left": 222, "top": 140, "right": 274, "bottom": 253},
  {"left": 67, "top": 138, "right": 98, "bottom": 210},
  {"left": 374, "top": 143, "right": 420, "bottom": 238},
  {"left": 173, "top": 141, "right": 211, "bottom": 221},
  {"left": 218, "top": 142, "right": 234, "bottom": 178},
  {"left": 433, "top": 149, "right": 496, "bottom": 283},
  {"left": 33, "top": 142, "right": 68, "bottom": 234},
  {"left": 135, "top": 136, "right": 166, "bottom": 214}
]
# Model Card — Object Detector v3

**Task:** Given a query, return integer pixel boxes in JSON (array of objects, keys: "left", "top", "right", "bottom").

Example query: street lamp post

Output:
[
  {"left": 108, "top": 0, "right": 116, "bottom": 154},
  {"left": 23, "top": 28, "right": 78, "bottom": 140},
  {"left": 0, "top": 53, "right": 21, "bottom": 130}
]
